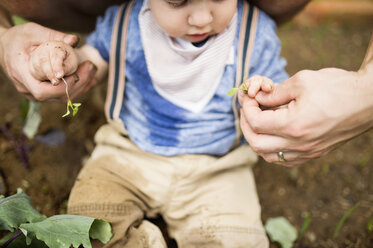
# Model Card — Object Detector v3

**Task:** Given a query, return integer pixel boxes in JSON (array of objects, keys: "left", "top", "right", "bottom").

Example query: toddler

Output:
[{"left": 30, "top": 0, "right": 287, "bottom": 247}]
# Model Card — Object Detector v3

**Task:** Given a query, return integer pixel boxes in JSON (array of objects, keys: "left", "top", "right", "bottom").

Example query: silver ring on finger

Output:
[{"left": 277, "top": 151, "right": 286, "bottom": 162}]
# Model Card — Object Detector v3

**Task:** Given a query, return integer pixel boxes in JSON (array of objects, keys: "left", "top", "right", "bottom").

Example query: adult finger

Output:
[
  {"left": 25, "top": 22, "right": 78, "bottom": 46},
  {"left": 240, "top": 110, "right": 293, "bottom": 153},
  {"left": 238, "top": 89, "right": 256, "bottom": 108},
  {"left": 261, "top": 147, "right": 331, "bottom": 167},
  {"left": 65, "top": 61, "right": 98, "bottom": 100},
  {"left": 240, "top": 95, "right": 294, "bottom": 136}
]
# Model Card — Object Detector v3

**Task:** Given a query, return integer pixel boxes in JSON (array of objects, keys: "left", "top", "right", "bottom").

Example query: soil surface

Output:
[{"left": 0, "top": 18, "right": 372, "bottom": 247}]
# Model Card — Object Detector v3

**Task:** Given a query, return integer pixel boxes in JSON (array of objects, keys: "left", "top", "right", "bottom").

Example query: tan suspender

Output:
[
  {"left": 105, "top": 1, "right": 134, "bottom": 133},
  {"left": 232, "top": 2, "right": 259, "bottom": 147}
]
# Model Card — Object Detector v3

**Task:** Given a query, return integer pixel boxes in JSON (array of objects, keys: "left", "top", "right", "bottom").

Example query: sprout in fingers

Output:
[
  {"left": 227, "top": 75, "right": 248, "bottom": 96},
  {"left": 61, "top": 78, "right": 81, "bottom": 117}
]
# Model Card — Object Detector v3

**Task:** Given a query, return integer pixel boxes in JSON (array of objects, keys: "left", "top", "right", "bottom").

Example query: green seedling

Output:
[
  {"left": 227, "top": 74, "right": 248, "bottom": 96},
  {"left": 298, "top": 212, "right": 311, "bottom": 239},
  {"left": 367, "top": 217, "right": 373, "bottom": 232},
  {"left": 61, "top": 78, "right": 81, "bottom": 117},
  {"left": 333, "top": 202, "right": 360, "bottom": 238},
  {"left": 227, "top": 83, "right": 248, "bottom": 96}
]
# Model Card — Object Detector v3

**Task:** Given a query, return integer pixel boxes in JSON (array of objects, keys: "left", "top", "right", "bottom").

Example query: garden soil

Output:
[{"left": 0, "top": 18, "right": 372, "bottom": 247}]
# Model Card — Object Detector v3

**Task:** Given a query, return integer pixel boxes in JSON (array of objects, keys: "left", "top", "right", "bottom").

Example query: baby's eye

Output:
[{"left": 166, "top": 0, "right": 187, "bottom": 7}]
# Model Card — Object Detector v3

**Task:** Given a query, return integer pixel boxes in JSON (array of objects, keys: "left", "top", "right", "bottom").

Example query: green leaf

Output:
[
  {"left": 19, "top": 99, "right": 30, "bottom": 125},
  {"left": 72, "top": 103, "right": 81, "bottom": 116},
  {"left": 12, "top": 16, "right": 29, "bottom": 25},
  {"left": 62, "top": 101, "right": 81, "bottom": 117},
  {"left": 298, "top": 212, "right": 311, "bottom": 239},
  {"left": 333, "top": 202, "right": 360, "bottom": 238},
  {"left": 89, "top": 219, "right": 113, "bottom": 244},
  {"left": 265, "top": 217, "right": 298, "bottom": 248},
  {"left": 367, "top": 217, "right": 373, "bottom": 232},
  {"left": 20, "top": 215, "right": 113, "bottom": 248},
  {"left": 0, "top": 230, "right": 48, "bottom": 248},
  {"left": 22, "top": 101, "right": 42, "bottom": 139},
  {"left": 0, "top": 189, "right": 46, "bottom": 232},
  {"left": 227, "top": 87, "right": 239, "bottom": 96}
]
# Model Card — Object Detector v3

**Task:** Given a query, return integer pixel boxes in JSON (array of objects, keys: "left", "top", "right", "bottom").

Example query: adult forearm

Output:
[{"left": 248, "top": 0, "right": 311, "bottom": 24}]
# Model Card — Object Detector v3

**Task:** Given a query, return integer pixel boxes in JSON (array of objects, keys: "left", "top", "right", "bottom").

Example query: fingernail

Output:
[
  {"left": 51, "top": 78, "right": 60, "bottom": 86},
  {"left": 55, "top": 72, "right": 63, "bottom": 78}
]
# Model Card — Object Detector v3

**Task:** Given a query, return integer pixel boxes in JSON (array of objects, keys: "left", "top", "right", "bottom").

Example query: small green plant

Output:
[
  {"left": 61, "top": 78, "right": 81, "bottom": 117},
  {"left": 298, "top": 212, "right": 311, "bottom": 239},
  {"left": 227, "top": 83, "right": 248, "bottom": 97},
  {"left": 265, "top": 217, "right": 297, "bottom": 248},
  {"left": 333, "top": 202, "right": 360, "bottom": 238},
  {"left": 367, "top": 217, "right": 373, "bottom": 232},
  {"left": 0, "top": 189, "right": 113, "bottom": 248},
  {"left": 227, "top": 74, "right": 248, "bottom": 97}
]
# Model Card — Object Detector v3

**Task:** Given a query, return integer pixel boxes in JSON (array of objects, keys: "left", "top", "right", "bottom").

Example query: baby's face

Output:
[{"left": 149, "top": 0, "right": 236, "bottom": 43}]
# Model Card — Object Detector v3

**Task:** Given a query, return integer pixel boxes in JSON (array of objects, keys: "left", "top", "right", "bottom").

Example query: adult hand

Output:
[
  {"left": 0, "top": 22, "right": 97, "bottom": 101},
  {"left": 239, "top": 66, "right": 373, "bottom": 166}
]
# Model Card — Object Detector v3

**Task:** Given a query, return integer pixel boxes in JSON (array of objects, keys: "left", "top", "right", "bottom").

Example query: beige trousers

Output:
[{"left": 67, "top": 124, "right": 268, "bottom": 248}]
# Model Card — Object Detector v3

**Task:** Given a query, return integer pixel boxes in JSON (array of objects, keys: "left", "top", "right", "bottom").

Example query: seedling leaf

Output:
[
  {"left": 227, "top": 88, "right": 239, "bottom": 96},
  {"left": 227, "top": 82, "right": 248, "bottom": 97},
  {"left": 0, "top": 189, "right": 46, "bottom": 232},
  {"left": 12, "top": 16, "right": 29, "bottom": 25},
  {"left": 265, "top": 217, "right": 297, "bottom": 248},
  {"left": 20, "top": 215, "right": 113, "bottom": 248},
  {"left": 367, "top": 217, "right": 373, "bottom": 232},
  {"left": 333, "top": 202, "right": 360, "bottom": 238},
  {"left": 298, "top": 212, "right": 311, "bottom": 239},
  {"left": 61, "top": 78, "right": 81, "bottom": 118}
]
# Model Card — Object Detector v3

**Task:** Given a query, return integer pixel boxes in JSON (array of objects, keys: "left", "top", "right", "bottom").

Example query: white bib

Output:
[{"left": 139, "top": 0, "right": 237, "bottom": 113}]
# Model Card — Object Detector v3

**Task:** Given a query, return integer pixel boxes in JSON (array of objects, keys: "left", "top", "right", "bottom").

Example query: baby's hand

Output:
[
  {"left": 242, "top": 75, "right": 274, "bottom": 98},
  {"left": 30, "top": 41, "right": 78, "bottom": 85}
]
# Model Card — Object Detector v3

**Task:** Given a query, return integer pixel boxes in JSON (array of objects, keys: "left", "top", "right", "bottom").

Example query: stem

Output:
[
  {"left": 1, "top": 230, "right": 23, "bottom": 248},
  {"left": 61, "top": 78, "right": 71, "bottom": 102},
  {"left": 0, "top": 124, "right": 30, "bottom": 169}
]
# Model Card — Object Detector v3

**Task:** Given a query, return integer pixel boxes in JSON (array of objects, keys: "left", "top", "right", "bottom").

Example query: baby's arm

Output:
[
  {"left": 30, "top": 41, "right": 108, "bottom": 86},
  {"left": 242, "top": 75, "right": 274, "bottom": 98}
]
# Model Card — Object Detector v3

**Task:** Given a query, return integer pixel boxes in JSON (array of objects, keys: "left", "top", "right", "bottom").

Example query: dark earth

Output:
[{"left": 0, "top": 14, "right": 372, "bottom": 248}]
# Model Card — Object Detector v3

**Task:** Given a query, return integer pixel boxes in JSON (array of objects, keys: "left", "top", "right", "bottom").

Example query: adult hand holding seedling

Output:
[
  {"left": 0, "top": 22, "right": 97, "bottom": 102},
  {"left": 30, "top": 41, "right": 79, "bottom": 85},
  {"left": 30, "top": 40, "right": 81, "bottom": 117},
  {"left": 228, "top": 75, "right": 274, "bottom": 98}
]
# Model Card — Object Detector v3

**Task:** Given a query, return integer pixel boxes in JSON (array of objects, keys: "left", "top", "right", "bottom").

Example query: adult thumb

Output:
[{"left": 255, "top": 78, "right": 297, "bottom": 108}]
